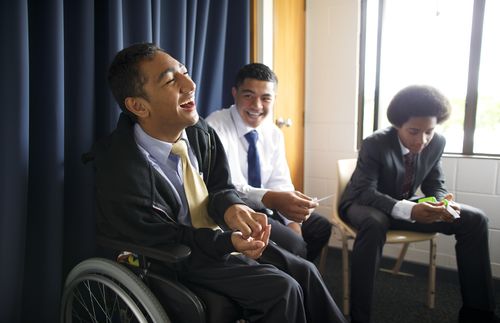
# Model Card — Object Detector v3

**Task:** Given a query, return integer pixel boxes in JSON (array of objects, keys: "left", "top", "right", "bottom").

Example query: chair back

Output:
[{"left": 331, "top": 158, "right": 358, "bottom": 237}]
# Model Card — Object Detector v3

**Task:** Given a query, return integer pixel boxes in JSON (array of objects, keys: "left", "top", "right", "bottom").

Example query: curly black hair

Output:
[{"left": 386, "top": 85, "right": 451, "bottom": 127}]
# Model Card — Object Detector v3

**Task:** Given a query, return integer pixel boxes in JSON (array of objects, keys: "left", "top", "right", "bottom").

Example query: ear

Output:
[
  {"left": 124, "top": 97, "right": 149, "bottom": 118},
  {"left": 231, "top": 87, "right": 237, "bottom": 100}
]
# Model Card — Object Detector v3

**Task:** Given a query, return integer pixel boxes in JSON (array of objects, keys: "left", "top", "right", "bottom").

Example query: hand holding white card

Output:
[
  {"left": 313, "top": 194, "right": 335, "bottom": 203},
  {"left": 444, "top": 199, "right": 460, "bottom": 219}
]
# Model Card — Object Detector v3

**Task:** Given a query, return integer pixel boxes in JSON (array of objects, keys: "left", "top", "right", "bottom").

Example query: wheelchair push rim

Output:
[{"left": 60, "top": 258, "right": 170, "bottom": 323}]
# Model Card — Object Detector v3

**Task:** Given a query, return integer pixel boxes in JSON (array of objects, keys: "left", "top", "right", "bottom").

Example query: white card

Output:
[{"left": 313, "top": 194, "right": 335, "bottom": 203}]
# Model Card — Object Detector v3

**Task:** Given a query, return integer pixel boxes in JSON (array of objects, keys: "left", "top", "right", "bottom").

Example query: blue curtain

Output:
[{"left": 0, "top": 0, "right": 249, "bottom": 321}]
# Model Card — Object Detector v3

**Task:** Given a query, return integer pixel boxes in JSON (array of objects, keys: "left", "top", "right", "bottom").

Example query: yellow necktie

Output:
[{"left": 171, "top": 140, "right": 219, "bottom": 229}]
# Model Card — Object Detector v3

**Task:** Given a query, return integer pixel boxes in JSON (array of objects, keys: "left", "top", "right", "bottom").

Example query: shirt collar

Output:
[
  {"left": 229, "top": 104, "right": 263, "bottom": 140},
  {"left": 134, "top": 123, "right": 189, "bottom": 166},
  {"left": 397, "top": 136, "right": 411, "bottom": 156}
]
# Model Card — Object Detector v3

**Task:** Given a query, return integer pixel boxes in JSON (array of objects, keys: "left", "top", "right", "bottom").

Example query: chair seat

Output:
[
  {"left": 337, "top": 222, "right": 438, "bottom": 244},
  {"left": 386, "top": 230, "right": 438, "bottom": 244}
]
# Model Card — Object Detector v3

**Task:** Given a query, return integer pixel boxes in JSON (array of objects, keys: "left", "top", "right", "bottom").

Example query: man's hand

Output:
[
  {"left": 224, "top": 204, "right": 268, "bottom": 239},
  {"left": 411, "top": 202, "right": 454, "bottom": 223},
  {"left": 443, "top": 193, "right": 461, "bottom": 217},
  {"left": 261, "top": 191, "right": 318, "bottom": 223},
  {"left": 231, "top": 224, "right": 271, "bottom": 259}
]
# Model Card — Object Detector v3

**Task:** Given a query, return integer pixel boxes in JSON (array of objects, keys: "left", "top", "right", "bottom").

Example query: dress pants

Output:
[
  {"left": 343, "top": 203, "right": 495, "bottom": 323},
  {"left": 260, "top": 241, "right": 347, "bottom": 323},
  {"left": 180, "top": 241, "right": 347, "bottom": 323},
  {"left": 266, "top": 211, "right": 332, "bottom": 261}
]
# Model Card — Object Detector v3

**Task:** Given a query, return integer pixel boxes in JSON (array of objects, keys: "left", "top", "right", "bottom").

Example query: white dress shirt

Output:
[{"left": 206, "top": 105, "right": 294, "bottom": 224}]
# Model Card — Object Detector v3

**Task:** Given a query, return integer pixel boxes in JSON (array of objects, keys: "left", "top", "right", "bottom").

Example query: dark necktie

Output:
[
  {"left": 244, "top": 130, "right": 261, "bottom": 188},
  {"left": 401, "top": 153, "right": 416, "bottom": 199}
]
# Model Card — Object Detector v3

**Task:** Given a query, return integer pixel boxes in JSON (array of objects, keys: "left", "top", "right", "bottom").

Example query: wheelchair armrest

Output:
[{"left": 97, "top": 235, "right": 191, "bottom": 264}]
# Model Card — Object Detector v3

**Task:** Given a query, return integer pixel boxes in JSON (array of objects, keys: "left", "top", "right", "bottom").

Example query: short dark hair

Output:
[
  {"left": 386, "top": 85, "right": 451, "bottom": 127},
  {"left": 234, "top": 63, "right": 278, "bottom": 89},
  {"left": 107, "top": 42, "right": 166, "bottom": 114}
]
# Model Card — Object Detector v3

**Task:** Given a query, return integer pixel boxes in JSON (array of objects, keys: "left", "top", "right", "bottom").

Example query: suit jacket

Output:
[
  {"left": 88, "top": 113, "right": 242, "bottom": 265},
  {"left": 339, "top": 126, "right": 449, "bottom": 216}
]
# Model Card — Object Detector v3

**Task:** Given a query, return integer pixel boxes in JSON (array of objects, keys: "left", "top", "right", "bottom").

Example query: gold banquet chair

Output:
[{"left": 319, "top": 158, "right": 437, "bottom": 315}]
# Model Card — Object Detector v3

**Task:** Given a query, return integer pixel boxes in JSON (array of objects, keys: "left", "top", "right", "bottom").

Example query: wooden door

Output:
[{"left": 273, "top": 0, "right": 305, "bottom": 191}]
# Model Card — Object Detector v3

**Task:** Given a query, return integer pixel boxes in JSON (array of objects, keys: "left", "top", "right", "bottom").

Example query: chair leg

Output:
[
  {"left": 392, "top": 242, "right": 410, "bottom": 274},
  {"left": 427, "top": 238, "right": 436, "bottom": 309},
  {"left": 319, "top": 244, "right": 329, "bottom": 275},
  {"left": 342, "top": 236, "right": 350, "bottom": 316},
  {"left": 380, "top": 243, "right": 413, "bottom": 276}
]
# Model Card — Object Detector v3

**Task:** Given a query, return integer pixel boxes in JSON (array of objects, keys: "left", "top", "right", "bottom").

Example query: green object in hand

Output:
[{"left": 418, "top": 196, "right": 437, "bottom": 203}]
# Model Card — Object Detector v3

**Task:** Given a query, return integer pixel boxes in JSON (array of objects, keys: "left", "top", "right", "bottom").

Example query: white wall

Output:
[{"left": 304, "top": 0, "right": 500, "bottom": 278}]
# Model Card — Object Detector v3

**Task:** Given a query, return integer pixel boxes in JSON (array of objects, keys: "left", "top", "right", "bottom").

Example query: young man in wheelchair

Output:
[{"left": 90, "top": 42, "right": 346, "bottom": 323}]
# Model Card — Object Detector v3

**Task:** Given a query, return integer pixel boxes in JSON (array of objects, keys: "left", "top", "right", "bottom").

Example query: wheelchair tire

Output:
[{"left": 60, "top": 257, "right": 170, "bottom": 323}]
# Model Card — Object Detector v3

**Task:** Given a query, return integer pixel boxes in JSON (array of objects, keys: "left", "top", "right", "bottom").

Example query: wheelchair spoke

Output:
[
  {"left": 71, "top": 280, "right": 100, "bottom": 322},
  {"left": 69, "top": 280, "right": 97, "bottom": 323},
  {"left": 93, "top": 279, "right": 115, "bottom": 322},
  {"left": 69, "top": 278, "right": 117, "bottom": 322},
  {"left": 77, "top": 277, "right": 146, "bottom": 322},
  {"left": 84, "top": 280, "right": 99, "bottom": 322},
  {"left": 91, "top": 278, "right": 135, "bottom": 322},
  {"left": 62, "top": 259, "right": 169, "bottom": 323},
  {"left": 89, "top": 280, "right": 115, "bottom": 322},
  {"left": 69, "top": 288, "right": 92, "bottom": 323}
]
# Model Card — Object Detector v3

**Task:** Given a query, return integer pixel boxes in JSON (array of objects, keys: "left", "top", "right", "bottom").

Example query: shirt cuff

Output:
[
  {"left": 244, "top": 187, "right": 270, "bottom": 210},
  {"left": 276, "top": 211, "right": 294, "bottom": 226},
  {"left": 391, "top": 200, "right": 416, "bottom": 222}
]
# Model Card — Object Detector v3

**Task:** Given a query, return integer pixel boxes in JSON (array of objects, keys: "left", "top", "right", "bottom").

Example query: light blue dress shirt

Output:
[{"left": 133, "top": 123, "right": 201, "bottom": 226}]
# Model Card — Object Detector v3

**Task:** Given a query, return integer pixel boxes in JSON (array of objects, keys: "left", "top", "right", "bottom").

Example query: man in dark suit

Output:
[
  {"left": 339, "top": 85, "right": 497, "bottom": 323},
  {"left": 92, "top": 42, "right": 346, "bottom": 323}
]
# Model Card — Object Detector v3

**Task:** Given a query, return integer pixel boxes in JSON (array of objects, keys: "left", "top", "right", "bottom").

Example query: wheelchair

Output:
[{"left": 60, "top": 235, "right": 245, "bottom": 323}]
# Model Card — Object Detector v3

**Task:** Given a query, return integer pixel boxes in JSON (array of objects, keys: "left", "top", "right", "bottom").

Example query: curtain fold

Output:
[
  {"left": 62, "top": 0, "right": 96, "bottom": 303},
  {"left": 0, "top": 1, "right": 30, "bottom": 321},
  {"left": 0, "top": 0, "right": 249, "bottom": 321},
  {"left": 23, "top": 0, "right": 66, "bottom": 319}
]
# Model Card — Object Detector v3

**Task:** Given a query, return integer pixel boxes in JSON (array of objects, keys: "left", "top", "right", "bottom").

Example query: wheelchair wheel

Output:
[{"left": 60, "top": 258, "right": 170, "bottom": 323}]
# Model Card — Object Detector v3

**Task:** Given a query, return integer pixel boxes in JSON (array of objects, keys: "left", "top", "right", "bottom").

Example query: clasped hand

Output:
[
  {"left": 224, "top": 204, "right": 271, "bottom": 259},
  {"left": 261, "top": 190, "right": 318, "bottom": 223},
  {"left": 411, "top": 193, "right": 461, "bottom": 223}
]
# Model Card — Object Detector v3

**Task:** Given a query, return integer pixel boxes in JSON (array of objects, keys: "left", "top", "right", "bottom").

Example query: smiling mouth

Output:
[
  {"left": 180, "top": 99, "right": 195, "bottom": 109},
  {"left": 246, "top": 110, "right": 262, "bottom": 118}
]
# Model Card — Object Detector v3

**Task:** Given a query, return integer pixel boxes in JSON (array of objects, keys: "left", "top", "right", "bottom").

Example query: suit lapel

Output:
[{"left": 388, "top": 128, "right": 407, "bottom": 197}]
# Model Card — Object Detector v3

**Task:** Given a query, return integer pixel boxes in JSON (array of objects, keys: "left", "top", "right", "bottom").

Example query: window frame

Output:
[{"left": 358, "top": 0, "right": 497, "bottom": 157}]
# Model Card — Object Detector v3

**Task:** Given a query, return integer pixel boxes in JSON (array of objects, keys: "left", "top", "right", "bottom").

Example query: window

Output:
[{"left": 359, "top": 0, "right": 500, "bottom": 155}]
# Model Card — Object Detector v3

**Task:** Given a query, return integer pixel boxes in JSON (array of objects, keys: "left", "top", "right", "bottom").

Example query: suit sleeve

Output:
[
  {"left": 205, "top": 126, "right": 246, "bottom": 226},
  {"left": 96, "top": 191, "right": 235, "bottom": 263},
  {"left": 92, "top": 125, "right": 236, "bottom": 263},
  {"left": 340, "top": 137, "right": 400, "bottom": 215},
  {"left": 420, "top": 136, "right": 448, "bottom": 200}
]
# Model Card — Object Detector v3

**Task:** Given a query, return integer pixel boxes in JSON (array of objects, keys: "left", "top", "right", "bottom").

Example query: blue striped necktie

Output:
[{"left": 244, "top": 130, "right": 261, "bottom": 188}]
